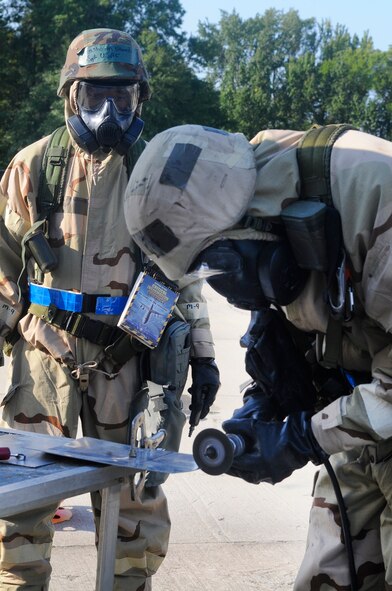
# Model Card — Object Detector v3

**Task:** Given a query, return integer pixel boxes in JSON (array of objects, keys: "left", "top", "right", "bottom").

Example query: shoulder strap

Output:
[
  {"left": 297, "top": 123, "right": 356, "bottom": 206},
  {"left": 297, "top": 124, "right": 358, "bottom": 369},
  {"left": 239, "top": 123, "right": 355, "bottom": 233},
  {"left": 125, "top": 137, "right": 147, "bottom": 177},
  {"left": 38, "top": 129, "right": 146, "bottom": 218},
  {"left": 38, "top": 125, "right": 72, "bottom": 219}
]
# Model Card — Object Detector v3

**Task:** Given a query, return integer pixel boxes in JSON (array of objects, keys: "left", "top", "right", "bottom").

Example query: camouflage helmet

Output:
[{"left": 58, "top": 28, "right": 151, "bottom": 103}]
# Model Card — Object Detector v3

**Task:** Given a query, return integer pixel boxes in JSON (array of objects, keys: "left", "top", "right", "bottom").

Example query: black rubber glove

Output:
[
  {"left": 188, "top": 358, "right": 220, "bottom": 434},
  {"left": 240, "top": 310, "right": 263, "bottom": 348},
  {"left": 232, "top": 382, "right": 277, "bottom": 422},
  {"left": 222, "top": 411, "right": 327, "bottom": 485}
]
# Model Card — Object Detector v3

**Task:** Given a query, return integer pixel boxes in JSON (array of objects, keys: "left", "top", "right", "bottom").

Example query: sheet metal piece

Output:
[
  {"left": 47, "top": 437, "right": 198, "bottom": 473},
  {"left": 0, "top": 433, "right": 56, "bottom": 468},
  {"left": 0, "top": 449, "right": 55, "bottom": 468}
]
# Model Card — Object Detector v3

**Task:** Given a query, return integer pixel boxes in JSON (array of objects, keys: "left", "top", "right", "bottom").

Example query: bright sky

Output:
[{"left": 180, "top": 0, "right": 391, "bottom": 51}]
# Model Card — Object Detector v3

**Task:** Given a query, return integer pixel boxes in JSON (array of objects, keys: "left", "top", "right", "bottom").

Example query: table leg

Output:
[{"left": 96, "top": 480, "right": 122, "bottom": 591}]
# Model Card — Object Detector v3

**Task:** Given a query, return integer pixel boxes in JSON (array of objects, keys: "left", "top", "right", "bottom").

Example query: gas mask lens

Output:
[
  {"left": 186, "top": 242, "right": 243, "bottom": 280},
  {"left": 187, "top": 240, "right": 268, "bottom": 310},
  {"left": 186, "top": 262, "right": 226, "bottom": 280},
  {"left": 78, "top": 81, "right": 140, "bottom": 114}
]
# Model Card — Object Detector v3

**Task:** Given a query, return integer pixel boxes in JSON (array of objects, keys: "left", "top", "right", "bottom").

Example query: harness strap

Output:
[
  {"left": 29, "top": 303, "right": 121, "bottom": 344},
  {"left": 239, "top": 124, "right": 355, "bottom": 233},
  {"left": 297, "top": 123, "right": 356, "bottom": 206},
  {"left": 39, "top": 127, "right": 146, "bottom": 216},
  {"left": 316, "top": 316, "right": 343, "bottom": 369},
  {"left": 28, "top": 302, "right": 146, "bottom": 366},
  {"left": 38, "top": 126, "right": 72, "bottom": 218},
  {"left": 297, "top": 123, "right": 357, "bottom": 370}
]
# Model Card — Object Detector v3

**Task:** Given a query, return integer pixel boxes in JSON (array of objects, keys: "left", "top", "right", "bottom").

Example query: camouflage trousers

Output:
[
  {"left": 0, "top": 339, "right": 170, "bottom": 590},
  {"left": 294, "top": 443, "right": 392, "bottom": 590}
]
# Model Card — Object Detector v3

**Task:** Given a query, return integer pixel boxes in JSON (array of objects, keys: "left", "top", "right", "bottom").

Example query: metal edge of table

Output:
[{"left": 0, "top": 462, "right": 132, "bottom": 517}]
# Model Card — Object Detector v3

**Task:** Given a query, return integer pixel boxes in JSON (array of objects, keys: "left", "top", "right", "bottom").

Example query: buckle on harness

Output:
[
  {"left": 241, "top": 215, "right": 284, "bottom": 236},
  {"left": 96, "top": 323, "right": 118, "bottom": 347},
  {"left": 63, "top": 312, "right": 86, "bottom": 337},
  {"left": 48, "top": 146, "right": 67, "bottom": 167},
  {"left": 45, "top": 303, "right": 58, "bottom": 323},
  {"left": 242, "top": 215, "right": 274, "bottom": 232}
]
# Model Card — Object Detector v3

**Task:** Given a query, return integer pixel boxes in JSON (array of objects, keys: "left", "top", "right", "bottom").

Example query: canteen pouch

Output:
[{"left": 281, "top": 200, "right": 328, "bottom": 272}]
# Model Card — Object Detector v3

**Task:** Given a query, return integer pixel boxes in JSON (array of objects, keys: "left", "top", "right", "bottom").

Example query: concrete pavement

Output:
[{"left": 0, "top": 285, "right": 317, "bottom": 590}]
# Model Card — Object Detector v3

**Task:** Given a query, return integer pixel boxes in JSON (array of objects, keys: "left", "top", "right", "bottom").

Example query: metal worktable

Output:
[{"left": 0, "top": 428, "right": 144, "bottom": 591}]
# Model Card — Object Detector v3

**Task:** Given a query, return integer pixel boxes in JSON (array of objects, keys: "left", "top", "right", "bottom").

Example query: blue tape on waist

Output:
[
  {"left": 95, "top": 296, "right": 128, "bottom": 315},
  {"left": 29, "top": 283, "right": 127, "bottom": 315}
]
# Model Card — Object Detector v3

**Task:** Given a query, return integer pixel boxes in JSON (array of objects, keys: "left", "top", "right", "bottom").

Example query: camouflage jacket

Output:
[
  {"left": 250, "top": 128, "right": 392, "bottom": 455},
  {"left": 0, "top": 121, "right": 215, "bottom": 368}
]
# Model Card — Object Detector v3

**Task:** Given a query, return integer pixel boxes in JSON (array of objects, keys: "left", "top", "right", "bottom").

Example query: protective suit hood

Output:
[
  {"left": 124, "top": 124, "right": 257, "bottom": 281},
  {"left": 248, "top": 129, "right": 304, "bottom": 218}
]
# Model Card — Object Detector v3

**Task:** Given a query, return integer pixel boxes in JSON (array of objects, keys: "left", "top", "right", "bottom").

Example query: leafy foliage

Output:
[
  {"left": 190, "top": 8, "right": 388, "bottom": 140},
  {"left": 141, "top": 29, "right": 224, "bottom": 136},
  {"left": 0, "top": 0, "right": 221, "bottom": 164},
  {"left": 0, "top": 2, "right": 391, "bottom": 166}
]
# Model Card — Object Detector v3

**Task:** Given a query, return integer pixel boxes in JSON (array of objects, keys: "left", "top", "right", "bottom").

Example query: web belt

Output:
[
  {"left": 28, "top": 285, "right": 148, "bottom": 366},
  {"left": 27, "top": 301, "right": 145, "bottom": 367},
  {"left": 28, "top": 302, "right": 124, "bottom": 345}
]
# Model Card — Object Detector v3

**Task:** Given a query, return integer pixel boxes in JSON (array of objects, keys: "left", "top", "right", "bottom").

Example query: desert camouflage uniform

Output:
[
  {"left": 126, "top": 124, "right": 392, "bottom": 590},
  {"left": 0, "top": 32, "right": 215, "bottom": 591},
  {"left": 249, "top": 128, "right": 392, "bottom": 590}
]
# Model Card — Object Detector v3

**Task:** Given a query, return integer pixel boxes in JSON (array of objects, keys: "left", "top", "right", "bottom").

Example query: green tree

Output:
[
  {"left": 3, "top": 3, "right": 391, "bottom": 166},
  {"left": 312, "top": 24, "right": 377, "bottom": 127},
  {"left": 0, "top": 0, "right": 221, "bottom": 165},
  {"left": 0, "top": 0, "right": 119, "bottom": 162},
  {"left": 0, "top": 8, "right": 24, "bottom": 161},
  {"left": 189, "top": 9, "right": 319, "bottom": 135},
  {"left": 189, "top": 8, "right": 385, "bottom": 139},
  {"left": 141, "top": 29, "right": 223, "bottom": 135},
  {"left": 362, "top": 49, "right": 392, "bottom": 139}
]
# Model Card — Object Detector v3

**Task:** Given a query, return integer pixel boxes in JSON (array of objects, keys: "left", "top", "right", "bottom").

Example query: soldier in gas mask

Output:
[
  {"left": 124, "top": 123, "right": 392, "bottom": 590},
  {"left": 0, "top": 34, "right": 219, "bottom": 590}
]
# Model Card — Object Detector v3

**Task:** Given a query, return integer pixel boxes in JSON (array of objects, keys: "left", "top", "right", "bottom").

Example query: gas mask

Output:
[
  {"left": 68, "top": 81, "right": 144, "bottom": 155},
  {"left": 189, "top": 239, "right": 308, "bottom": 310}
]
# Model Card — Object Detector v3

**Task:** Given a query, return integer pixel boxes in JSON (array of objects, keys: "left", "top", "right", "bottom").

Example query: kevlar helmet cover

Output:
[
  {"left": 124, "top": 124, "right": 257, "bottom": 281},
  {"left": 58, "top": 28, "right": 151, "bottom": 102}
]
